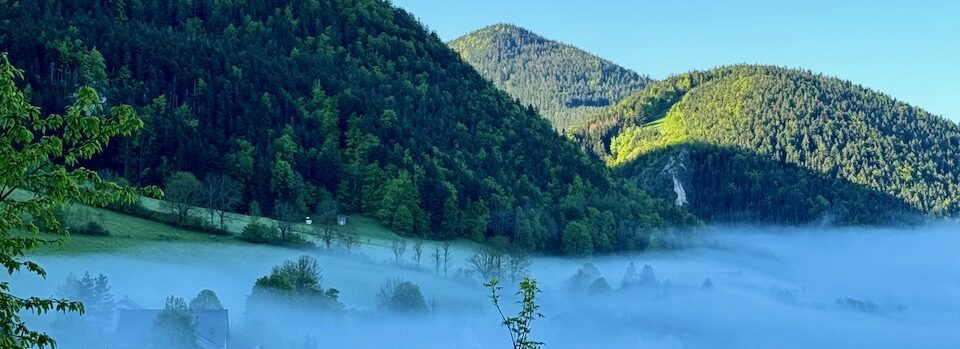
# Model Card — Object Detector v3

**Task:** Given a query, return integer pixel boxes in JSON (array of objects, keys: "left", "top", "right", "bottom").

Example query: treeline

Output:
[
  {"left": 574, "top": 65, "right": 960, "bottom": 223},
  {"left": 449, "top": 24, "right": 649, "bottom": 131},
  {"left": 0, "top": 0, "right": 694, "bottom": 254}
]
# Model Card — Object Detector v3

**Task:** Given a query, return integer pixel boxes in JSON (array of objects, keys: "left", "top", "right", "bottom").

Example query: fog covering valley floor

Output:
[{"left": 13, "top": 223, "right": 960, "bottom": 349}]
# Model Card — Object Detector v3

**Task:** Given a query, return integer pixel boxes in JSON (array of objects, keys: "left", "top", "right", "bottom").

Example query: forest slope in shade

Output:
[
  {"left": 449, "top": 24, "right": 649, "bottom": 131},
  {"left": 0, "top": 0, "right": 695, "bottom": 255},
  {"left": 573, "top": 65, "right": 960, "bottom": 224}
]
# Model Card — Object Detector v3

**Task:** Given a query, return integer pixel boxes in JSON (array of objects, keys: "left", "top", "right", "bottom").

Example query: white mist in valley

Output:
[{"left": 11, "top": 223, "right": 960, "bottom": 348}]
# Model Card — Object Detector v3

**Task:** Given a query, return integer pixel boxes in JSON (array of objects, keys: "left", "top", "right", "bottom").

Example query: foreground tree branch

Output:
[
  {"left": 485, "top": 278, "right": 545, "bottom": 349},
  {"left": 0, "top": 52, "right": 159, "bottom": 348}
]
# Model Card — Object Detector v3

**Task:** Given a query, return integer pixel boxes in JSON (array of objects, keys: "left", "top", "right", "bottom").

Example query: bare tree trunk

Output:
[{"left": 441, "top": 242, "right": 453, "bottom": 275}]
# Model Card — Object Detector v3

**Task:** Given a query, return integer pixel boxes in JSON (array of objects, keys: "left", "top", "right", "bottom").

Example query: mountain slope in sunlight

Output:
[{"left": 573, "top": 65, "right": 960, "bottom": 223}]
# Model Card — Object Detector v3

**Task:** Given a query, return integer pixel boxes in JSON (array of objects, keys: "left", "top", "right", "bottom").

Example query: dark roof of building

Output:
[
  {"left": 115, "top": 309, "right": 229, "bottom": 349},
  {"left": 115, "top": 296, "right": 143, "bottom": 310}
]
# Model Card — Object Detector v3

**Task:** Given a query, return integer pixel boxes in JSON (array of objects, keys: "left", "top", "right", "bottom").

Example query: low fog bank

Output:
[
  {"left": 529, "top": 222, "right": 960, "bottom": 348},
  {"left": 12, "top": 222, "right": 960, "bottom": 348}
]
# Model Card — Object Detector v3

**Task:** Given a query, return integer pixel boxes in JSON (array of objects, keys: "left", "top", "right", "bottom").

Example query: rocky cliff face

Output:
[
  {"left": 661, "top": 150, "right": 691, "bottom": 207},
  {"left": 624, "top": 146, "right": 693, "bottom": 207},
  {"left": 672, "top": 173, "right": 688, "bottom": 207}
]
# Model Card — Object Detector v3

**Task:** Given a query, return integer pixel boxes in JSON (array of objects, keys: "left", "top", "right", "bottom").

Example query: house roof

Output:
[
  {"left": 115, "top": 309, "right": 229, "bottom": 349},
  {"left": 115, "top": 296, "right": 143, "bottom": 310}
]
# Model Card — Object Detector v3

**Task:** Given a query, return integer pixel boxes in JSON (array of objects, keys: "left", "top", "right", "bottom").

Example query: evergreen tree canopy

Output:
[
  {"left": 574, "top": 65, "right": 960, "bottom": 223},
  {"left": 0, "top": 0, "right": 694, "bottom": 253},
  {"left": 450, "top": 24, "right": 650, "bottom": 131}
]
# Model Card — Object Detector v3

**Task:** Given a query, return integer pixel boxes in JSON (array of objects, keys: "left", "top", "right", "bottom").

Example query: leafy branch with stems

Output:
[{"left": 485, "top": 278, "right": 544, "bottom": 349}]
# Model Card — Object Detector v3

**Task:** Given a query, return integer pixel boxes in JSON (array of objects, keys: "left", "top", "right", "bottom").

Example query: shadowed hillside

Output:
[
  {"left": 620, "top": 142, "right": 919, "bottom": 224},
  {"left": 0, "top": 0, "right": 694, "bottom": 254}
]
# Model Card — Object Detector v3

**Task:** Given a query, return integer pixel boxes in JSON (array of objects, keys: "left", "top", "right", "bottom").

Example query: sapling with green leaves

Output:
[
  {"left": 0, "top": 52, "right": 157, "bottom": 348},
  {"left": 485, "top": 278, "right": 544, "bottom": 349}
]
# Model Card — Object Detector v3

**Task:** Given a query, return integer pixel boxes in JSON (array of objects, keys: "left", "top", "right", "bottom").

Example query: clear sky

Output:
[{"left": 392, "top": 0, "right": 959, "bottom": 121}]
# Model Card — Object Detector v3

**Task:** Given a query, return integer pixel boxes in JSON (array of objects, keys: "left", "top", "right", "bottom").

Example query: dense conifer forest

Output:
[
  {"left": 449, "top": 24, "right": 649, "bottom": 131},
  {"left": 0, "top": 0, "right": 696, "bottom": 254},
  {"left": 573, "top": 65, "right": 960, "bottom": 223}
]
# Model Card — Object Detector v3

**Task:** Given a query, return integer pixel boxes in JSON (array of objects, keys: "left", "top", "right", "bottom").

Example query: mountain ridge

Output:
[
  {"left": 0, "top": 0, "right": 694, "bottom": 255},
  {"left": 449, "top": 23, "right": 650, "bottom": 131},
  {"left": 575, "top": 64, "right": 960, "bottom": 223}
]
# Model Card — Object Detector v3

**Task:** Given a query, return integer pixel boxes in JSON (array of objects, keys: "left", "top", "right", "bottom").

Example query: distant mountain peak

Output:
[
  {"left": 450, "top": 24, "right": 649, "bottom": 131},
  {"left": 467, "top": 23, "right": 534, "bottom": 36},
  {"left": 475, "top": 22, "right": 528, "bottom": 32}
]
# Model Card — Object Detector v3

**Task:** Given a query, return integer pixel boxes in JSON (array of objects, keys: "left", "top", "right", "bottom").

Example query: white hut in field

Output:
[{"left": 337, "top": 214, "right": 348, "bottom": 226}]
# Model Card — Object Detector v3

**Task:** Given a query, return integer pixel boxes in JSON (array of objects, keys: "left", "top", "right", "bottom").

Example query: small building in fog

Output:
[
  {"left": 337, "top": 214, "right": 348, "bottom": 226},
  {"left": 115, "top": 309, "right": 229, "bottom": 349}
]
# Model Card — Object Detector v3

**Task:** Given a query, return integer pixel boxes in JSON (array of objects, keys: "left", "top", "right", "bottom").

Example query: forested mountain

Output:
[
  {"left": 0, "top": 0, "right": 695, "bottom": 254},
  {"left": 573, "top": 65, "right": 960, "bottom": 224},
  {"left": 449, "top": 24, "right": 649, "bottom": 131}
]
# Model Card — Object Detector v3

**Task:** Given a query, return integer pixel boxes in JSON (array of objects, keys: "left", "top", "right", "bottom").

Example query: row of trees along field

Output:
[{"left": 0, "top": 0, "right": 696, "bottom": 255}]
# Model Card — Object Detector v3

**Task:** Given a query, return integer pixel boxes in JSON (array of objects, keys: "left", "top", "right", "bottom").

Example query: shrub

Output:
[
  {"left": 279, "top": 232, "right": 312, "bottom": 247},
  {"left": 240, "top": 221, "right": 276, "bottom": 243},
  {"left": 155, "top": 233, "right": 181, "bottom": 241},
  {"left": 240, "top": 220, "right": 312, "bottom": 247},
  {"left": 250, "top": 255, "right": 342, "bottom": 311},
  {"left": 105, "top": 200, "right": 231, "bottom": 236},
  {"left": 50, "top": 205, "right": 76, "bottom": 231},
  {"left": 588, "top": 277, "right": 611, "bottom": 294},
  {"left": 189, "top": 289, "right": 224, "bottom": 311},
  {"left": 49, "top": 204, "right": 89, "bottom": 232},
  {"left": 182, "top": 216, "right": 230, "bottom": 236},
  {"left": 105, "top": 199, "right": 154, "bottom": 217},
  {"left": 149, "top": 211, "right": 230, "bottom": 235},
  {"left": 377, "top": 279, "right": 428, "bottom": 314},
  {"left": 73, "top": 221, "right": 110, "bottom": 236},
  {"left": 48, "top": 205, "right": 110, "bottom": 236}
]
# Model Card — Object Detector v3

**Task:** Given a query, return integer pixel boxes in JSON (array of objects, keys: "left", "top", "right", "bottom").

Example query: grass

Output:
[
  {"left": 14, "top": 189, "right": 484, "bottom": 256},
  {"left": 642, "top": 117, "right": 667, "bottom": 128},
  {"left": 138, "top": 196, "right": 399, "bottom": 239},
  {"left": 21, "top": 192, "right": 412, "bottom": 255},
  {"left": 27, "top": 206, "right": 244, "bottom": 255},
  {"left": 335, "top": 216, "right": 402, "bottom": 242}
]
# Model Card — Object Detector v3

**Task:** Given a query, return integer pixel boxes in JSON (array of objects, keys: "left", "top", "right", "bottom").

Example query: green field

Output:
[
  {"left": 24, "top": 192, "right": 462, "bottom": 255},
  {"left": 27, "top": 205, "right": 242, "bottom": 254}
]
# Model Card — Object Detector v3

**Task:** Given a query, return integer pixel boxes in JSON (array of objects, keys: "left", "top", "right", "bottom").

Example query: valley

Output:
[{"left": 1, "top": 0, "right": 957, "bottom": 348}]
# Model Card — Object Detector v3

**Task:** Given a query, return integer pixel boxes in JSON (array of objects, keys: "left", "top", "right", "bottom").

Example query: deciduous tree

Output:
[
  {"left": 338, "top": 231, "right": 360, "bottom": 252},
  {"left": 163, "top": 171, "right": 202, "bottom": 226},
  {"left": 0, "top": 53, "right": 154, "bottom": 348},
  {"left": 411, "top": 239, "right": 424, "bottom": 268},
  {"left": 390, "top": 240, "right": 407, "bottom": 263},
  {"left": 203, "top": 173, "right": 241, "bottom": 230},
  {"left": 150, "top": 296, "right": 199, "bottom": 349},
  {"left": 377, "top": 279, "right": 428, "bottom": 314},
  {"left": 189, "top": 289, "right": 224, "bottom": 311},
  {"left": 468, "top": 248, "right": 504, "bottom": 280},
  {"left": 316, "top": 225, "right": 337, "bottom": 250}
]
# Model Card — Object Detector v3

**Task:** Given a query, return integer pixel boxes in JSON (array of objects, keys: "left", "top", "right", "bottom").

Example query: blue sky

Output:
[{"left": 392, "top": 0, "right": 959, "bottom": 121}]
